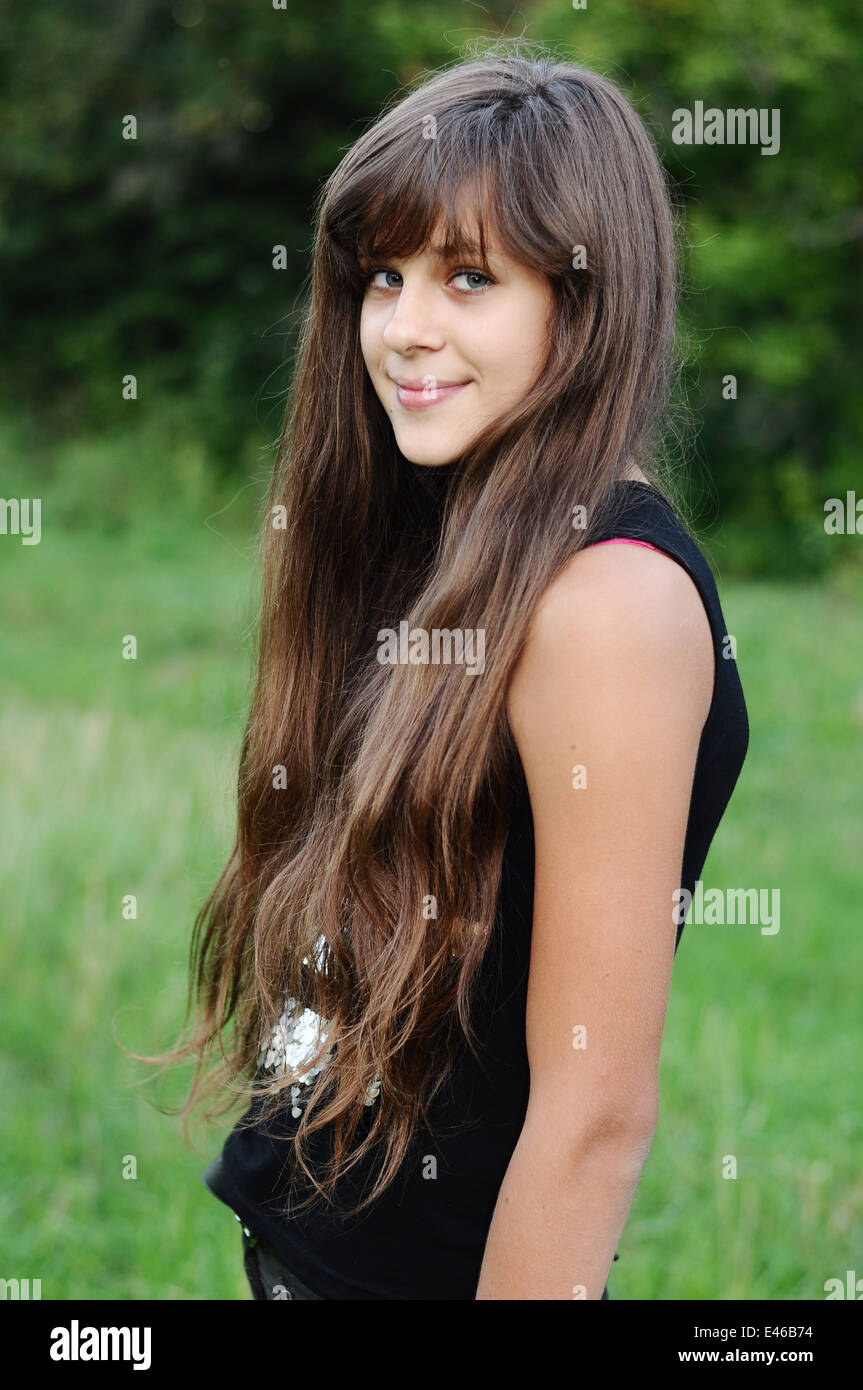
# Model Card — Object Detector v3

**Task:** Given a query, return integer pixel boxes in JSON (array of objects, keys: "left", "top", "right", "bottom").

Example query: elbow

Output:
[{"left": 524, "top": 1091, "right": 660, "bottom": 1169}]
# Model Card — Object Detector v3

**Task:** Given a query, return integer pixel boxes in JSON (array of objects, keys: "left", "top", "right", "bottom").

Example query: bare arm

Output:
[{"left": 475, "top": 542, "right": 714, "bottom": 1300}]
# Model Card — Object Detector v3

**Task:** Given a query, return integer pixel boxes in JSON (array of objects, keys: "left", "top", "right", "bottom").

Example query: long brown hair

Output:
[{"left": 152, "top": 41, "right": 686, "bottom": 1216}]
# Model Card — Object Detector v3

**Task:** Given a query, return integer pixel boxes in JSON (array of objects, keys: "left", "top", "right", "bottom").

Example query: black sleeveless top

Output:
[{"left": 204, "top": 473, "right": 750, "bottom": 1300}]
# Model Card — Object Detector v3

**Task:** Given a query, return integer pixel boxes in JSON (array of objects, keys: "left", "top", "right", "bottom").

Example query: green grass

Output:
[
  {"left": 0, "top": 509, "right": 262, "bottom": 1300},
  {"left": 2, "top": 443, "right": 861, "bottom": 1299}
]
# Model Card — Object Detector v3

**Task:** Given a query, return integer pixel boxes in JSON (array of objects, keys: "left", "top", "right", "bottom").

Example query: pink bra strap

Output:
[{"left": 589, "top": 538, "right": 663, "bottom": 554}]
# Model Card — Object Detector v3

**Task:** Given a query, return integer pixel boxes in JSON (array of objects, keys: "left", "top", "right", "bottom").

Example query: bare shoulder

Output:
[{"left": 507, "top": 541, "right": 715, "bottom": 746}]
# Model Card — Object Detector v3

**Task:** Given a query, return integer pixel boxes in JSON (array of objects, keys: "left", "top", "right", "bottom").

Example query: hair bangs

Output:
[{"left": 335, "top": 127, "right": 532, "bottom": 290}]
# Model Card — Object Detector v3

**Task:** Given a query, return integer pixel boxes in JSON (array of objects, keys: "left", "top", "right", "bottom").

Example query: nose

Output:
[{"left": 381, "top": 275, "right": 445, "bottom": 354}]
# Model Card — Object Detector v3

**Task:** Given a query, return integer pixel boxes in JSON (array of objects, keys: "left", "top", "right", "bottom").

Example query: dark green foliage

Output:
[{"left": 2, "top": 0, "right": 859, "bottom": 572}]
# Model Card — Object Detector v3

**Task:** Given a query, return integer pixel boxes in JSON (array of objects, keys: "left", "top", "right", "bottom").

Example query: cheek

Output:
[
  {"left": 482, "top": 328, "right": 544, "bottom": 394},
  {"left": 358, "top": 309, "right": 371, "bottom": 365},
  {"left": 359, "top": 303, "right": 380, "bottom": 368},
  {"left": 510, "top": 293, "right": 554, "bottom": 381},
  {"left": 481, "top": 292, "right": 552, "bottom": 388}
]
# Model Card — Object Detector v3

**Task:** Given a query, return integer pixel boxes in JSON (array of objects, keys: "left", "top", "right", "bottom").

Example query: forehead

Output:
[
  {"left": 356, "top": 178, "right": 503, "bottom": 264},
  {"left": 359, "top": 223, "right": 505, "bottom": 271},
  {"left": 376, "top": 239, "right": 496, "bottom": 264},
  {"left": 348, "top": 175, "right": 554, "bottom": 291}
]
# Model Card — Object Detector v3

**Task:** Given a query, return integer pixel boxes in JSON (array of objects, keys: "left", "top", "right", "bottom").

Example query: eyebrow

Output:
[
  {"left": 429, "top": 240, "right": 492, "bottom": 263},
  {"left": 362, "top": 241, "right": 495, "bottom": 268}
]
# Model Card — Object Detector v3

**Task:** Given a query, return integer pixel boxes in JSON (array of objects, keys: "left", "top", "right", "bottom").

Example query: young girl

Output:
[{"left": 176, "top": 47, "right": 749, "bottom": 1300}]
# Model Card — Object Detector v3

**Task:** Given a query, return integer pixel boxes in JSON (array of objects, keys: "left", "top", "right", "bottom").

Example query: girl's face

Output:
[{"left": 360, "top": 230, "right": 555, "bottom": 467}]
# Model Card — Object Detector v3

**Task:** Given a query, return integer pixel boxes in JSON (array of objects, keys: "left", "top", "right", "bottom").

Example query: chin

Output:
[{"left": 396, "top": 440, "right": 459, "bottom": 467}]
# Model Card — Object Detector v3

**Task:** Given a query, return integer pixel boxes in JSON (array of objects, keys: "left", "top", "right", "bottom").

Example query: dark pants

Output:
[{"left": 241, "top": 1227, "right": 326, "bottom": 1301}]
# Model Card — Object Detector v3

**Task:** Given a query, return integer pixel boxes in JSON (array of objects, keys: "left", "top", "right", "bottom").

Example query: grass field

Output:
[{"left": 2, "top": 453, "right": 861, "bottom": 1300}]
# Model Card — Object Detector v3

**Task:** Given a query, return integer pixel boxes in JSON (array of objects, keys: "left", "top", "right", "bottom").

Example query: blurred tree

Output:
[
  {"left": 1, "top": 0, "right": 859, "bottom": 570},
  {"left": 535, "top": 0, "right": 863, "bottom": 569}
]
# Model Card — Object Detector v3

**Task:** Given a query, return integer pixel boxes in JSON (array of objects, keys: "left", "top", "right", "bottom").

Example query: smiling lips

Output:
[{"left": 391, "top": 377, "right": 471, "bottom": 410}]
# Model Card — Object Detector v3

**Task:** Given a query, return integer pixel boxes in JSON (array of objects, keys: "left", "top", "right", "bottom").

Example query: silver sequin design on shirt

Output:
[{"left": 258, "top": 935, "right": 381, "bottom": 1116}]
